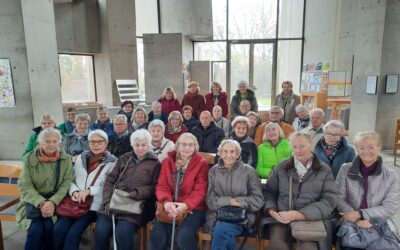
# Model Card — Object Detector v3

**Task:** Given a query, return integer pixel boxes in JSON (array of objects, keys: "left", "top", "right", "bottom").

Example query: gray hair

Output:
[
  {"left": 270, "top": 106, "right": 284, "bottom": 115},
  {"left": 40, "top": 114, "right": 56, "bottom": 124},
  {"left": 88, "top": 129, "right": 109, "bottom": 144},
  {"left": 231, "top": 116, "right": 250, "bottom": 129},
  {"left": 218, "top": 139, "right": 242, "bottom": 157},
  {"left": 238, "top": 80, "right": 248, "bottom": 88},
  {"left": 240, "top": 100, "right": 251, "bottom": 107},
  {"left": 353, "top": 131, "right": 382, "bottom": 147},
  {"left": 148, "top": 119, "right": 166, "bottom": 133},
  {"left": 96, "top": 106, "right": 109, "bottom": 114},
  {"left": 130, "top": 129, "right": 152, "bottom": 148},
  {"left": 295, "top": 104, "right": 308, "bottom": 114},
  {"left": 213, "top": 105, "right": 222, "bottom": 112},
  {"left": 310, "top": 108, "right": 325, "bottom": 117},
  {"left": 289, "top": 131, "right": 313, "bottom": 145},
  {"left": 323, "top": 120, "right": 345, "bottom": 133},
  {"left": 37, "top": 127, "right": 62, "bottom": 145},
  {"left": 174, "top": 133, "right": 199, "bottom": 153},
  {"left": 75, "top": 113, "right": 91, "bottom": 123},
  {"left": 168, "top": 111, "right": 183, "bottom": 123},
  {"left": 152, "top": 101, "right": 162, "bottom": 108},
  {"left": 113, "top": 114, "right": 128, "bottom": 124}
]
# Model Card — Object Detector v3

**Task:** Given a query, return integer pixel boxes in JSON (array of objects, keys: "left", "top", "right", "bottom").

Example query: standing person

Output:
[
  {"left": 148, "top": 101, "right": 168, "bottom": 124},
  {"left": 212, "top": 105, "right": 231, "bottom": 137},
  {"left": 246, "top": 111, "right": 261, "bottom": 140},
  {"left": 117, "top": 101, "right": 134, "bottom": 124},
  {"left": 314, "top": 120, "right": 355, "bottom": 178},
  {"left": 261, "top": 132, "right": 337, "bottom": 250},
  {"left": 292, "top": 104, "right": 310, "bottom": 131},
  {"left": 191, "top": 111, "right": 225, "bottom": 153},
  {"left": 59, "top": 108, "right": 77, "bottom": 137},
  {"left": 158, "top": 86, "right": 181, "bottom": 117},
  {"left": 148, "top": 120, "right": 175, "bottom": 162},
  {"left": 107, "top": 115, "right": 132, "bottom": 157},
  {"left": 94, "top": 129, "right": 161, "bottom": 250},
  {"left": 205, "top": 139, "right": 264, "bottom": 249},
  {"left": 256, "top": 122, "right": 292, "bottom": 179},
  {"left": 63, "top": 113, "right": 91, "bottom": 162},
  {"left": 89, "top": 106, "right": 113, "bottom": 137},
  {"left": 17, "top": 128, "right": 73, "bottom": 250},
  {"left": 129, "top": 106, "right": 149, "bottom": 132},
  {"left": 23, "top": 114, "right": 57, "bottom": 157},
  {"left": 205, "top": 82, "right": 229, "bottom": 118},
  {"left": 230, "top": 81, "right": 258, "bottom": 118},
  {"left": 181, "top": 81, "right": 206, "bottom": 119},
  {"left": 274, "top": 80, "right": 301, "bottom": 124},
  {"left": 53, "top": 130, "right": 117, "bottom": 250},
  {"left": 336, "top": 131, "right": 400, "bottom": 250},
  {"left": 182, "top": 105, "right": 199, "bottom": 131},
  {"left": 164, "top": 111, "right": 188, "bottom": 143},
  {"left": 150, "top": 133, "right": 209, "bottom": 250}
]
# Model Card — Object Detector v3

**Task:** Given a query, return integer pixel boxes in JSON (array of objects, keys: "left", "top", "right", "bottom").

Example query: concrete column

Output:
[{"left": 21, "top": 0, "right": 63, "bottom": 125}]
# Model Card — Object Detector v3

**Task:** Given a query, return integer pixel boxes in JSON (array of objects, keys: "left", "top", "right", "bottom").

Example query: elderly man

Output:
[
  {"left": 107, "top": 114, "right": 132, "bottom": 157},
  {"left": 300, "top": 108, "right": 325, "bottom": 148},
  {"left": 254, "top": 106, "right": 295, "bottom": 146},
  {"left": 191, "top": 111, "right": 225, "bottom": 153},
  {"left": 213, "top": 105, "right": 231, "bottom": 137},
  {"left": 230, "top": 81, "right": 258, "bottom": 118},
  {"left": 232, "top": 100, "right": 252, "bottom": 119}
]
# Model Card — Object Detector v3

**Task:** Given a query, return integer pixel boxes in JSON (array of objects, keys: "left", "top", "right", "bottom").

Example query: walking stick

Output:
[{"left": 170, "top": 167, "right": 183, "bottom": 250}]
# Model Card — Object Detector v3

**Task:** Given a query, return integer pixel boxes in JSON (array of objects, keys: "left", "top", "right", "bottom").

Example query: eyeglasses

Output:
[
  {"left": 180, "top": 142, "right": 195, "bottom": 148},
  {"left": 325, "top": 132, "right": 341, "bottom": 138},
  {"left": 89, "top": 140, "right": 106, "bottom": 145}
]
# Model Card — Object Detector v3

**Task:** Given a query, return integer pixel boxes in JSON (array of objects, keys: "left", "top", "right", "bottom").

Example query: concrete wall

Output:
[{"left": 54, "top": 0, "right": 100, "bottom": 53}]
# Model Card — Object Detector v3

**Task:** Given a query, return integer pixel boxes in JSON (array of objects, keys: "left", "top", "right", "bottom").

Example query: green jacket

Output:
[
  {"left": 22, "top": 127, "right": 42, "bottom": 158},
  {"left": 16, "top": 148, "right": 73, "bottom": 230},
  {"left": 256, "top": 139, "right": 292, "bottom": 178}
]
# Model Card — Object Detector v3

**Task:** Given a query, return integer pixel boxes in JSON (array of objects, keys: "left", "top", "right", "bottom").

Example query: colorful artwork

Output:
[
  {"left": 0, "top": 58, "right": 16, "bottom": 107},
  {"left": 301, "top": 61, "right": 330, "bottom": 92}
]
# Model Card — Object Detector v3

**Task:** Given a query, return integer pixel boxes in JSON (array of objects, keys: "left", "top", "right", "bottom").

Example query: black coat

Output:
[
  {"left": 107, "top": 132, "right": 132, "bottom": 157},
  {"left": 191, "top": 122, "right": 225, "bottom": 153}
]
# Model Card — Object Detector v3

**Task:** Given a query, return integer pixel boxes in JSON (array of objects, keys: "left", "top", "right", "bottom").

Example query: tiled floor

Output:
[{"left": 2, "top": 150, "right": 400, "bottom": 249}]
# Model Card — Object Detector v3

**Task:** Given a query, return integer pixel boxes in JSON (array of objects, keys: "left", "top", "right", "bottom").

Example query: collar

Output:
[{"left": 348, "top": 156, "right": 383, "bottom": 179}]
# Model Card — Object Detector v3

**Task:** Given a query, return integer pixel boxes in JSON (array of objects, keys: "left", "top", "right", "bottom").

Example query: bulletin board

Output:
[
  {"left": 0, "top": 57, "right": 16, "bottom": 107},
  {"left": 301, "top": 62, "right": 330, "bottom": 92}
]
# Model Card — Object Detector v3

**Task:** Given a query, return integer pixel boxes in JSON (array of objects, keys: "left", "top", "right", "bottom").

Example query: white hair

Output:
[
  {"left": 295, "top": 104, "right": 308, "bottom": 113},
  {"left": 88, "top": 129, "right": 109, "bottom": 144},
  {"left": 152, "top": 101, "right": 162, "bottom": 108},
  {"left": 75, "top": 113, "right": 91, "bottom": 123},
  {"left": 148, "top": 119, "right": 166, "bottom": 133},
  {"left": 323, "top": 120, "right": 345, "bottom": 133},
  {"left": 310, "top": 108, "right": 325, "bottom": 117},
  {"left": 130, "top": 129, "right": 152, "bottom": 148},
  {"left": 218, "top": 139, "right": 242, "bottom": 157},
  {"left": 37, "top": 128, "right": 62, "bottom": 145},
  {"left": 231, "top": 116, "right": 250, "bottom": 129},
  {"left": 113, "top": 114, "right": 128, "bottom": 124}
]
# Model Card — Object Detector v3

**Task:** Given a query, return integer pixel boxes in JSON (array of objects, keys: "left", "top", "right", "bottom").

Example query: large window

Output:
[{"left": 59, "top": 54, "right": 96, "bottom": 103}]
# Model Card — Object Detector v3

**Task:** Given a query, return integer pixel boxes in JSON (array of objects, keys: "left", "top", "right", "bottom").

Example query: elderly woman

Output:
[
  {"left": 212, "top": 105, "right": 231, "bottom": 137},
  {"left": 22, "top": 114, "right": 57, "bottom": 157},
  {"left": 314, "top": 120, "right": 355, "bottom": 178},
  {"left": 150, "top": 133, "right": 208, "bottom": 250},
  {"left": 230, "top": 81, "right": 258, "bottom": 118},
  {"left": 148, "top": 101, "right": 168, "bottom": 124},
  {"left": 292, "top": 104, "right": 310, "bottom": 131},
  {"left": 164, "top": 111, "right": 188, "bottom": 143},
  {"left": 256, "top": 122, "right": 292, "bottom": 179},
  {"left": 59, "top": 107, "right": 77, "bottom": 137},
  {"left": 130, "top": 106, "right": 149, "bottom": 132},
  {"left": 205, "top": 139, "right": 264, "bottom": 249},
  {"left": 17, "top": 128, "right": 73, "bottom": 250},
  {"left": 107, "top": 114, "right": 132, "bottom": 157},
  {"left": 205, "top": 82, "right": 229, "bottom": 118},
  {"left": 117, "top": 100, "right": 134, "bottom": 123},
  {"left": 53, "top": 130, "right": 117, "bottom": 250},
  {"left": 94, "top": 129, "right": 161, "bottom": 250},
  {"left": 273, "top": 80, "right": 301, "bottom": 124},
  {"left": 89, "top": 106, "right": 114, "bottom": 137},
  {"left": 262, "top": 132, "right": 337, "bottom": 250},
  {"left": 158, "top": 86, "right": 181, "bottom": 117},
  {"left": 180, "top": 81, "right": 206, "bottom": 119},
  {"left": 226, "top": 116, "right": 257, "bottom": 168},
  {"left": 182, "top": 105, "right": 199, "bottom": 131},
  {"left": 64, "top": 113, "right": 91, "bottom": 162},
  {"left": 336, "top": 131, "right": 400, "bottom": 250},
  {"left": 149, "top": 120, "right": 175, "bottom": 162},
  {"left": 246, "top": 111, "right": 261, "bottom": 140}
]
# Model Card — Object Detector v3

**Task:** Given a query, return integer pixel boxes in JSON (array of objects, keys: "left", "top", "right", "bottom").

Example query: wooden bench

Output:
[{"left": 0, "top": 164, "right": 22, "bottom": 250}]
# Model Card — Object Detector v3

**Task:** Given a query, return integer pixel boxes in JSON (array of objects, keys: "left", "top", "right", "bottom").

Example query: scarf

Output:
[
  {"left": 73, "top": 129, "right": 88, "bottom": 139},
  {"left": 294, "top": 155, "right": 313, "bottom": 181},
  {"left": 153, "top": 113, "right": 162, "bottom": 120},
  {"left": 65, "top": 120, "right": 75, "bottom": 134},
  {"left": 167, "top": 123, "right": 182, "bottom": 135},
  {"left": 321, "top": 137, "right": 342, "bottom": 163},
  {"left": 96, "top": 118, "right": 111, "bottom": 130},
  {"left": 298, "top": 116, "right": 310, "bottom": 130},
  {"left": 87, "top": 151, "right": 107, "bottom": 174},
  {"left": 132, "top": 121, "right": 145, "bottom": 130},
  {"left": 359, "top": 160, "right": 379, "bottom": 209},
  {"left": 116, "top": 129, "right": 129, "bottom": 139},
  {"left": 38, "top": 148, "right": 61, "bottom": 162},
  {"left": 281, "top": 92, "right": 294, "bottom": 122}
]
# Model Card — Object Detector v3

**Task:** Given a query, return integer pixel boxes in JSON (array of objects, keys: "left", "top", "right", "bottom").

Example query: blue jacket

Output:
[
  {"left": 314, "top": 137, "right": 356, "bottom": 178},
  {"left": 89, "top": 119, "right": 114, "bottom": 137}
]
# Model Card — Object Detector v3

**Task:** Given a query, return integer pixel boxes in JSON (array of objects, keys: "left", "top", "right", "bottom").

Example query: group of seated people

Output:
[{"left": 16, "top": 81, "right": 400, "bottom": 250}]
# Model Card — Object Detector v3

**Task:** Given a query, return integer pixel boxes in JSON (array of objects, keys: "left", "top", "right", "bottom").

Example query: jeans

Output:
[
  {"left": 150, "top": 210, "right": 206, "bottom": 250},
  {"left": 25, "top": 217, "right": 54, "bottom": 250},
  {"left": 211, "top": 221, "right": 244, "bottom": 250},
  {"left": 93, "top": 213, "right": 139, "bottom": 250},
  {"left": 53, "top": 211, "right": 97, "bottom": 250}
]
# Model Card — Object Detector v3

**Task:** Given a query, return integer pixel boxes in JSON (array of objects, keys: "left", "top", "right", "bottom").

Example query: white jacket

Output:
[
  {"left": 69, "top": 151, "right": 117, "bottom": 211},
  {"left": 150, "top": 137, "right": 174, "bottom": 162}
]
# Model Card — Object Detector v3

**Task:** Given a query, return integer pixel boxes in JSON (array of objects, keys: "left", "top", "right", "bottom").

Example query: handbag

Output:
[
  {"left": 216, "top": 205, "right": 247, "bottom": 223},
  {"left": 155, "top": 201, "right": 187, "bottom": 224},
  {"left": 288, "top": 173, "right": 327, "bottom": 241},
  {"left": 56, "top": 164, "right": 105, "bottom": 219},
  {"left": 109, "top": 157, "right": 145, "bottom": 215},
  {"left": 26, "top": 159, "right": 61, "bottom": 219}
]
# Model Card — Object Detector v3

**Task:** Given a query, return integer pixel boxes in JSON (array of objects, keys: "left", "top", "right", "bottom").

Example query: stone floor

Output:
[{"left": 1, "top": 151, "right": 399, "bottom": 250}]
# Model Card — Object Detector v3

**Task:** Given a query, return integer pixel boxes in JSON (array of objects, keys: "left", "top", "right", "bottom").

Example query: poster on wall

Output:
[
  {"left": 0, "top": 57, "right": 16, "bottom": 107},
  {"left": 301, "top": 61, "right": 330, "bottom": 92}
]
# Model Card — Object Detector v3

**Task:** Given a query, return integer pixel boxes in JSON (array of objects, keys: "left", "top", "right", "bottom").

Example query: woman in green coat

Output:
[
  {"left": 256, "top": 122, "right": 292, "bottom": 179},
  {"left": 17, "top": 127, "right": 73, "bottom": 250}
]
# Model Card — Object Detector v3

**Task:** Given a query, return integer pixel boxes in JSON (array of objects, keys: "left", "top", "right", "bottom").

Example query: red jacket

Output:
[
  {"left": 205, "top": 92, "right": 229, "bottom": 118},
  {"left": 180, "top": 93, "right": 206, "bottom": 119},
  {"left": 164, "top": 124, "right": 189, "bottom": 143},
  {"left": 156, "top": 151, "right": 209, "bottom": 211},
  {"left": 158, "top": 97, "right": 181, "bottom": 117}
]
